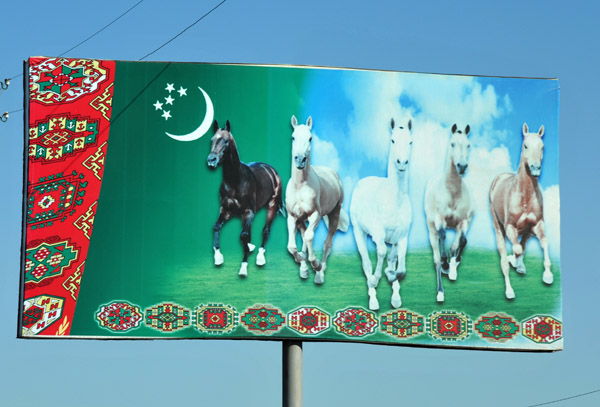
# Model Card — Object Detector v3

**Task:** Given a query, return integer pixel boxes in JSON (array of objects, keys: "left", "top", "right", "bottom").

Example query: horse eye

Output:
[
  {"left": 292, "top": 136, "right": 295, "bottom": 141},
  {"left": 468, "top": 144, "right": 471, "bottom": 149},
  {"left": 391, "top": 139, "right": 395, "bottom": 144},
  {"left": 524, "top": 144, "right": 528, "bottom": 149},
  {"left": 451, "top": 142, "right": 455, "bottom": 147},
  {"left": 309, "top": 137, "right": 312, "bottom": 142},
  {"left": 409, "top": 141, "right": 413, "bottom": 145}
]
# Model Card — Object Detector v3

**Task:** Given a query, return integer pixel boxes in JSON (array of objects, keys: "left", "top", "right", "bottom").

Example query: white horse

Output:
[
  {"left": 424, "top": 124, "right": 474, "bottom": 302},
  {"left": 286, "top": 115, "right": 349, "bottom": 284},
  {"left": 489, "top": 123, "right": 551, "bottom": 299},
  {"left": 350, "top": 118, "right": 413, "bottom": 311}
]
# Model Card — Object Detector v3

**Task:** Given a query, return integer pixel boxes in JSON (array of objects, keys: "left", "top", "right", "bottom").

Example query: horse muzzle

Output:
[
  {"left": 529, "top": 164, "right": 541, "bottom": 177},
  {"left": 456, "top": 163, "right": 468, "bottom": 175},
  {"left": 207, "top": 154, "right": 219, "bottom": 168},
  {"left": 396, "top": 159, "right": 409, "bottom": 172},
  {"left": 294, "top": 155, "right": 308, "bottom": 169}
]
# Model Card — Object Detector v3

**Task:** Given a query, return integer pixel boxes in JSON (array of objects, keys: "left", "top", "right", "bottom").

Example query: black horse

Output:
[{"left": 207, "top": 120, "right": 284, "bottom": 276}]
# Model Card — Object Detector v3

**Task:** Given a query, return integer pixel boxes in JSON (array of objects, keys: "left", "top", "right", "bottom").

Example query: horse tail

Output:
[
  {"left": 337, "top": 209, "right": 350, "bottom": 232},
  {"left": 278, "top": 200, "right": 287, "bottom": 217}
]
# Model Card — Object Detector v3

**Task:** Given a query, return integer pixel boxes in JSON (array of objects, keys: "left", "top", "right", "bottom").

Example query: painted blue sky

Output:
[{"left": 1, "top": 1, "right": 598, "bottom": 406}]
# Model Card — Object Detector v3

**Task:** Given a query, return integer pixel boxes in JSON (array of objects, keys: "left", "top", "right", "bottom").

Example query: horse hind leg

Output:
[
  {"left": 316, "top": 204, "right": 343, "bottom": 285},
  {"left": 256, "top": 204, "right": 278, "bottom": 267},
  {"left": 352, "top": 219, "right": 378, "bottom": 310},
  {"left": 427, "top": 222, "right": 445, "bottom": 302},
  {"left": 385, "top": 243, "right": 399, "bottom": 283},
  {"left": 238, "top": 209, "right": 255, "bottom": 277},
  {"left": 494, "top": 221, "right": 514, "bottom": 299},
  {"left": 449, "top": 222, "right": 468, "bottom": 281}
]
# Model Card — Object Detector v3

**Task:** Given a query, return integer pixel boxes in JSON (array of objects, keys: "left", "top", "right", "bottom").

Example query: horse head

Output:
[
  {"left": 450, "top": 124, "right": 471, "bottom": 175},
  {"left": 207, "top": 119, "right": 234, "bottom": 168},
  {"left": 389, "top": 118, "right": 413, "bottom": 173},
  {"left": 521, "top": 122, "right": 545, "bottom": 177},
  {"left": 290, "top": 115, "right": 313, "bottom": 170}
]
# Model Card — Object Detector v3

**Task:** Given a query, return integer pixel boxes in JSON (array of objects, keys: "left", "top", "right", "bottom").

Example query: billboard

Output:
[{"left": 20, "top": 57, "right": 561, "bottom": 350}]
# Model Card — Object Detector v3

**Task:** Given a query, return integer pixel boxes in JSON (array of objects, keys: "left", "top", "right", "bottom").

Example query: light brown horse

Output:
[
  {"left": 286, "top": 115, "right": 349, "bottom": 285},
  {"left": 489, "top": 123, "right": 552, "bottom": 299}
]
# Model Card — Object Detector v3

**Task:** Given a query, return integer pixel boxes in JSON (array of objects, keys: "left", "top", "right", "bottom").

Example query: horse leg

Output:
[
  {"left": 213, "top": 208, "right": 231, "bottom": 266},
  {"left": 509, "top": 231, "right": 530, "bottom": 274},
  {"left": 390, "top": 237, "right": 406, "bottom": 308},
  {"left": 298, "top": 221, "right": 309, "bottom": 278},
  {"left": 449, "top": 220, "right": 469, "bottom": 281},
  {"left": 238, "top": 209, "right": 255, "bottom": 277},
  {"left": 352, "top": 219, "right": 378, "bottom": 310},
  {"left": 372, "top": 234, "right": 387, "bottom": 293},
  {"left": 318, "top": 204, "right": 342, "bottom": 284},
  {"left": 438, "top": 227, "right": 449, "bottom": 274},
  {"left": 304, "top": 211, "right": 323, "bottom": 284},
  {"left": 532, "top": 221, "right": 553, "bottom": 284},
  {"left": 385, "top": 243, "right": 399, "bottom": 283},
  {"left": 257, "top": 204, "right": 277, "bottom": 267},
  {"left": 427, "top": 221, "right": 445, "bottom": 302},
  {"left": 493, "top": 218, "right": 514, "bottom": 299}
]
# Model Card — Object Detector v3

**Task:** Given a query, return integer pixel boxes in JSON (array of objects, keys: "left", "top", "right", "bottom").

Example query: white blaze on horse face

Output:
[
  {"left": 291, "top": 118, "right": 313, "bottom": 170},
  {"left": 450, "top": 125, "right": 471, "bottom": 175},
  {"left": 522, "top": 123, "right": 545, "bottom": 177},
  {"left": 390, "top": 121, "right": 413, "bottom": 172}
]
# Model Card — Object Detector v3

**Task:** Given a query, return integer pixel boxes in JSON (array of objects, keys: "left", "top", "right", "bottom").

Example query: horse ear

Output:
[
  {"left": 408, "top": 119, "right": 412, "bottom": 131},
  {"left": 465, "top": 125, "right": 470, "bottom": 136},
  {"left": 538, "top": 125, "right": 545, "bottom": 137},
  {"left": 452, "top": 124, "right": 457, "bottom": 134},
  {"left": 213, "top": 120, "right": 219, "bottom": 133},
  {"left": 390, "top": 118, "right": 395, "bottom": 130},
  {"left": 291, "top": 115, "right": 298, "bottom": 129},
  {"left": 522, "top": 122, "right": 529, "bottom": 136},
  {"left": 226, "top": 120, "right": 231, "bottom": 132},
  {"left": 307, "top": 116, "right": 313, "bottom": 130}
]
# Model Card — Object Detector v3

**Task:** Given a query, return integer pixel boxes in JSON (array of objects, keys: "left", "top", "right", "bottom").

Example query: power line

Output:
[
  {"left": 527, "top": 389, "right": 600, "bottom": 406},
  {"left": 8, "top": 0, "right": 145, "bottom": 81},
  {"left": 138, "top": 0, "right": 227, "bottom": 61}
]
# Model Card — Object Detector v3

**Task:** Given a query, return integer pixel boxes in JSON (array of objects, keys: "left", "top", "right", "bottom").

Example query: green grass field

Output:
[{"left": 71, "top": 244, "right": 561, "bottom": 350}]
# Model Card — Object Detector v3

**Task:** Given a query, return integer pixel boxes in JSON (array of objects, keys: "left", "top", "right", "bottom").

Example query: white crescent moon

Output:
[{"left": 165, "top": 86, "right": 214, "bottom": 142}]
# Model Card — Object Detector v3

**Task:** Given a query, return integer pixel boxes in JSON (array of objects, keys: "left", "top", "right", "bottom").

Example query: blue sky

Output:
[{"left": 1, "top": 1, "right": 599, "bottom": 406}]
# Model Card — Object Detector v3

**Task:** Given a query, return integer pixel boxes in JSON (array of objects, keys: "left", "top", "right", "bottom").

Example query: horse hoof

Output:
[
  {"left": 391, "top": 294, "right": 402, "bottom": 308},
  {"left": 299, "top": 262, "right": 309, "bottom": 279},
  {"left": 369, "top": 297, "right": 380, "bottom": 311},
  {"left": 247, "top": 243, "right": 255, "bottom": 253},
  {"left": 508, "top": 254, "right": 517, "bottom": 268},
  {"left": 543, "top": 271, "right": 554, "bottom": 285},
  {"left": 505, "top": 287, "right": 515, "bottom": 299},
  {"left": 256, "top": 247, "right": 266, "bottom": 266},
  {"left": 436, "top": 291, "right": 444, "bottom": 303},
  {"left": 314, "top": 271, "right": 325, "bottom": 285},
  {"left": 214, "top": 249, "right": 224, "bottom": 266},
  {"left": 449, "top": 269, "right": 457, "bottom": 281},
  {"left": 238, "top": 262, "right": 248, "bottom": 277},
  {"left": 449, "top": 259, "right": 458, "bottom": 280}
]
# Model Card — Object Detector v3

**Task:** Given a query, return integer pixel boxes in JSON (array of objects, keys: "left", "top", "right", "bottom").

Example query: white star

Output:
[
  {"left": 177, "top": 86, "right": 187, "bottom": 97},
  {"left": 165, "top": 83, "right": 175, "bottom": 92},
  {"left": 164, "top": 95, "right": 174, "bottom": 105},
  {"left": 161, "top": 110, "right": 172, "bottom": 120},
  {"left": 153, "top": 100, "right": 163, "bottom": 110}
]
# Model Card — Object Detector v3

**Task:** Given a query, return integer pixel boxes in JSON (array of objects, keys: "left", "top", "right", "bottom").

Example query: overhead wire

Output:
[
  {"left": 527, "top": 389, "right": 600, "bottom": 406},
  {"left": 138, "top": 0, "right": 227, "bottom": 61}
]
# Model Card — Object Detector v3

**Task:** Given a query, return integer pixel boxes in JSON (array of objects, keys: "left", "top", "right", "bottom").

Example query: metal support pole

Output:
[{"left": 282, "top": 340, "right": 302, "bottom": 407}]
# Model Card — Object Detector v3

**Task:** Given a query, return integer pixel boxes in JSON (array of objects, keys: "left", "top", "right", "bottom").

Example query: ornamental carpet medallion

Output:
[
  {"left": 29, "top": 58, "right": 108, "bottom": 105},
  {"left": 240, "top": 305, "right": 285, "bottom": 335},
  {"left": 22, "top": 295, "right": 65, "bottom": 336},
  {"left": 24, "top": 236, "right": 78, "bottom": 287},
  {"left": 96, "top": 301, "right": 143, "bottom": 332},
  {"left": 196, "top": 304, "right": 238, "bottom": 335},
  {"left": 428, "top": 311, "right": 471, "bottom": 341},
  {"left": 522, "top": 315, "right": 562, "bottom": 344},
  {"left": 145, "top": 302, "right": 191, "bottom": 333},
  {"left": 333, "top": 307, "right": 378, "bottom": 338},
  {"left": 287, "top": 307, "right": 330, "bottom": 336},
  {"left": 27, "top": 171, "right": 87, "bottom": 230},
  {"left": 474, "top": 313, "right": 520, "bottom": 343},
  {"left": 29, "top": 113, "right": 100, "bottom": 164},
  {"left": 380, "top": 310, "right": 425, "bottom": 339}
]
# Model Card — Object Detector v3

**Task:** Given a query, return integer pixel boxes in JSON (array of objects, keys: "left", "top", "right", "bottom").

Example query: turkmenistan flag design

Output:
[{"left": 21, "top": 57, "right": 562, "bottom": 351}]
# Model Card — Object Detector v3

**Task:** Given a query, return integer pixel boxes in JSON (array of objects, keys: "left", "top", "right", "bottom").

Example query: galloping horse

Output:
[
  {"left": 350, "top": 118, "right": 413, "bottom": 311},
  {"left": 207, "top": 120, "right": 284, "bottom": 277},
  {"left": 286, "top": 115, "right": 349, "bottom": 285},
  {"left": 489, "top": 123, "right": 552, "bottom": 299},
  {"left": 424, "top": 124, "right": 474, "bottom": 303}
]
